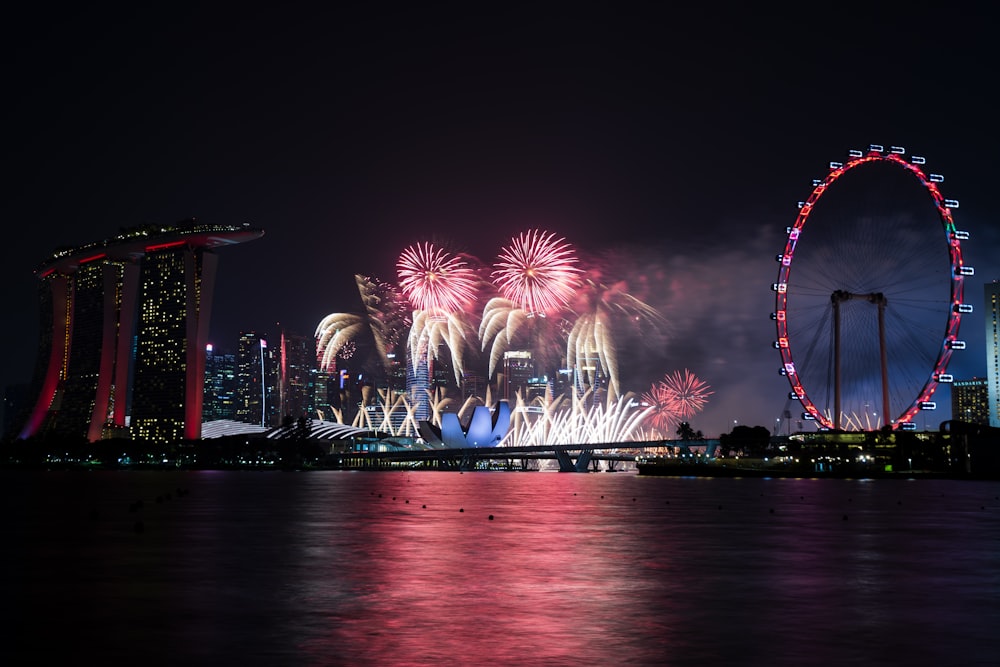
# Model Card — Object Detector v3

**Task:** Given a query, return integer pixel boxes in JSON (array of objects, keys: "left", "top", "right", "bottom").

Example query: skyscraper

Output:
[
  {"left": 952, "top": 377, "right": 990, "bottom": 425},
  {"left": 204, "top": 344, "right": 237, "bottom": 421},
  {"left": 278, "top": 330, "right": 317, "bottom": 420},
  {"left": 236, "top": 331, "right": 266, "bottom": 427},
  {"left": 18, "top": 220, "right": 263, "bottom": 442},
  {"left": 129, "top": 247, "right": 217, "bottom": 442},
  {"left": 503, "top": 350, "right": 534, "bottom": 402},
  {"left": 406, "top": 348, "right": 431, "bottom": 422},
  {"left": 986, "top": 281, "right": 1000, "bottom": 427}
]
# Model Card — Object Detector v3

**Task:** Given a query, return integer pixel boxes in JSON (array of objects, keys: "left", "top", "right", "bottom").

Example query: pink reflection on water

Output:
[{"left": 295, "top": 472, "right": 683, "bottom": 665}]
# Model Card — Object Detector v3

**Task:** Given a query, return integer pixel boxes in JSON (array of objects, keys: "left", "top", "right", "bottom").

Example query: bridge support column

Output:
[{"left": 556, "top": 449, "right": 593, "bottom": 472}]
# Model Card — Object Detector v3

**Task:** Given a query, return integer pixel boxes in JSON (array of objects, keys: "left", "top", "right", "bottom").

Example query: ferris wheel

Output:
[{"left": 772, "top": 145, "right": 972, "bottom": 431}]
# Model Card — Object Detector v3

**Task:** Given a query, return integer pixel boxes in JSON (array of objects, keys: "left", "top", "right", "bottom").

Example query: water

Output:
[{"left": 2, "top": 470, "right": 998, "bottom": 666}]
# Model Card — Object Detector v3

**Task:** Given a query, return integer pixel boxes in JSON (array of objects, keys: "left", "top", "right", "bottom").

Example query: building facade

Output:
[
  {"left": 986, "top": 281, "right": 1000, "bottom": 427},
  {"left": 18, "top": 220, "right": 263, "bottom": 443},
  {"left": 204, "top": 344, "right": 237, "bottom": 421},
  {"left": 278, "top": 330, "right": 317, "bottom": 421},
  {"left": 952, "top": 377, "right": 990, "bottom": 425}
]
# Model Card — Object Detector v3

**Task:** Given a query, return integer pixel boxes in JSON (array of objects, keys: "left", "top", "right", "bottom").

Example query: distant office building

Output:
[
  {"left": 430, "top": 344, "right": 454, "bottom": 395},
  {"left": 526, "top": 375, "right": 549, "bottom": 403},
  {"left": 406, "top": 345, "right": 431, "bottom": 421},
  {"left": 313, "top": 370, "right": 334, "bottom": 421},
  {"left": 18, "top": 220, "right": 263, "bottom": 442},
  {"left": 204, "top": 344, "right": 237, "bottom": 421},
  {"left": 553, "top": 367, "right": 574, "bottom": 399},
  {"left": 461, "top": 370, "right": 487, "bottom": 404},
  {"left": 503, "top": 351, "right": 534, "bottom": 401},
  {"left": 573, "top": 351, "right": 606, "bottom": 395},
  {"left": 986, "top": 281, "right": 1000, "bottom": 427},
  {"left": 385, "top": 352, "right": 406, "bottom": 392},
  {"left": 278, "top": 330, "right": 317, "bottom": 420},
  {"left": 236, "top": 331, "right": 266, "bottom": 426},
  {"left": 952, "top": 377, "right": 990, "bottom": 425}
]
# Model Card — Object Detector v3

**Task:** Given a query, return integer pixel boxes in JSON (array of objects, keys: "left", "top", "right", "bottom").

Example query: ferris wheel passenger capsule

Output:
[
  {"left": 848, "top": 149, "right": 864, "bottom": 157},
  {"left": 955, "top": 303, "right": 974, "bottom": 313},
  {"left": 802, "top": 412, "right": 815, "bottom": 420},
  {"left": 911, "top": 156, "right": 926, "bottom": 164},
  {"left": 944, "top": 199, "right": 960, "bottom": 208},
  {"left": 829, "top": 161, "right": 843, "bottom": 169},
  {"left": 890, "top": 146, "right": 906, "bottom": 154},
  {"left": 947, "top": 340, "right": 966, "bottom": 350},
  {"left": 812, "top": 179, "right": 824, "bottom": 187},
  {"left": 953, "top": 230, "right": 970, "bottom": 240},
  {"left": 919, "top": 402, "right": 937, "bottom": 410},
  {"left": 900, "top": 422, "right": 917, "bottom": 431},
  {"left": 935, "top": 374, "right": 954, "bottom": 383},
  {"left": 957, "top": 266, "right": 975, "bottom": 276},
  {"left": 869, "top": 144, "right": 884, "bottom": 152},
  {"left": 929, "top": 173, "right": 944, "bottom": 183}
]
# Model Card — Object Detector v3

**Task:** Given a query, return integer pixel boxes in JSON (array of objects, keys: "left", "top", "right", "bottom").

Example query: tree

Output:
[
  {"left": 720, "top": 425, "right": 771, "bottom": 457},
  {"left": 676, "top": 422, "right": 702, "bottom": 441}
]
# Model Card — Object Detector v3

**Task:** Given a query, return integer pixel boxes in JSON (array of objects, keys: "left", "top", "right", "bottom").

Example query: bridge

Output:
[{"left": 326, "top": 440, "right": 721, "bottom": 472}]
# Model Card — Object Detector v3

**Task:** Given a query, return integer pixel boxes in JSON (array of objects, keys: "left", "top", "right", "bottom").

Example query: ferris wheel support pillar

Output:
[
  {"left": 875, "top": 293, "right": 890, "bottom": 428},
  {"left": 833, "top": 295, "right": 842, "bottom": 430}
]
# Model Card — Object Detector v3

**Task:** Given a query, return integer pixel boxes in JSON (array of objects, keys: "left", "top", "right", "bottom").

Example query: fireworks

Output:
[
  {"left": 479, "top": 298, "right": 528, "bottom": 378},
  {"left": 409, "top": 310, "right": 473, "bottom": 382},
  {"left": 492, "top": 230, "right": 582, "bottom": 315},
  {"left": 567, "top": 279, "right": 666, "bottom": 403},
  {"left": 315, "top": 313, "right": 365, "bottom": 372},
  {"left": 640, "top": 382, "right": 680, "bottom": 433},
  {"left": 502, "top": 390, "right": 653, "bottom": 446},
  {"left": 314, "top": 231, "right": 713, "bottom": 444},
  {"left": 355, "top": 274, "right": 411, "bottom": 369},
  {"left": 664, "top": 369, "right": 713, "bottom": 418},
  {"left": 640, "top": 370, "right": 712, "bottom": 436},
  {"left": 397, "top": 242, "right": 478, "bottom": 314}
]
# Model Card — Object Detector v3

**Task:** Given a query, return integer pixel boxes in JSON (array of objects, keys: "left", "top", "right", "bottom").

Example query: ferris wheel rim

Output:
[{"left": 772, "top": 147, "right": 967, "bottom": 430}]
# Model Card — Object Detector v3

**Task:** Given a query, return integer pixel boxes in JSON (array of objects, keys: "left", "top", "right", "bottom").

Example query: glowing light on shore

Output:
[
  {"left": 397, "top": 242, "right": 478, "bottom": 314},
  {"left": 492, "top": 230, "right": 582, "bottom": 315}
]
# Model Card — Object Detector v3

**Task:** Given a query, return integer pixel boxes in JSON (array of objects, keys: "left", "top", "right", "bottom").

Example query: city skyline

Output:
[{"left": 4, "top": 6, "right": 998, "bottom": 437}]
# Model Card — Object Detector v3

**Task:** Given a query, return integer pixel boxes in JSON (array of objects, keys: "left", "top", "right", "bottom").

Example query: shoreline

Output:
[{"left": 635, "top": 461, "right": 1000, "bottom": 481}]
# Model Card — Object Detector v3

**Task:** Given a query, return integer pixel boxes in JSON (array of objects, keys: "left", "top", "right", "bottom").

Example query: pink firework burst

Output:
[
  {"left": 641, "top": 382, "right": 680, "bottom": 433},
  {"left": 397, "top": 242, "right": 478, "bottom": 313},
  {"left": 492, "top": 230, "right": 582, "bottom": 315},
  {"left": 660, "top": 369, "right": 713, "bottom": 419}
]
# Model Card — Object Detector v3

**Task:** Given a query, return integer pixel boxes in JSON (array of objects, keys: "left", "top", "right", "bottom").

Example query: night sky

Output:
[{"left": 4, "top": 5, "right": 997, "bottom": 436}]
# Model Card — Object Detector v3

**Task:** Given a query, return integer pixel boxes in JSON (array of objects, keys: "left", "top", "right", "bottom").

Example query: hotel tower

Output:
[{"left": 18, "top": 220, "right": 263, "bottom": 443}]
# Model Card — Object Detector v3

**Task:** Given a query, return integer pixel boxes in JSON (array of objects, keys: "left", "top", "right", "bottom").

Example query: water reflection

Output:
[{"left": 1, "top": 472, "right": 997, "bottom": 666}]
